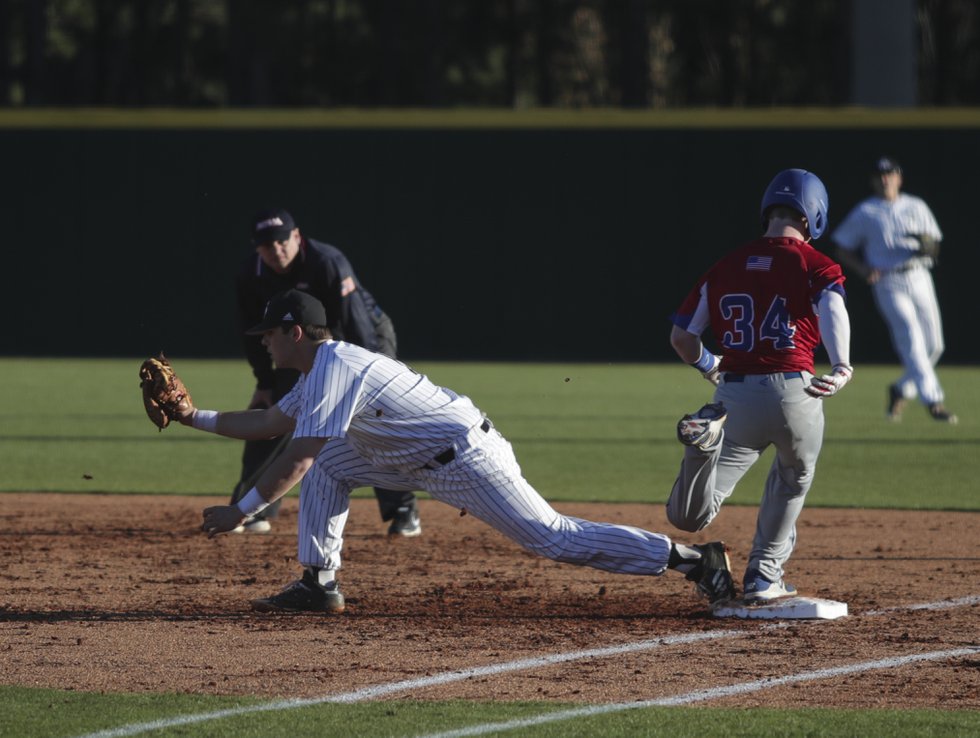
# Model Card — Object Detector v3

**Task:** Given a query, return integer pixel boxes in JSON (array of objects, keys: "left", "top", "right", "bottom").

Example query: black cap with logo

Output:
[
  {"left": 245, "top": 289, "right": 327, "bottom": 335},
  {"left": 250, "top": 208, "right": 297, "bottom": 245}
]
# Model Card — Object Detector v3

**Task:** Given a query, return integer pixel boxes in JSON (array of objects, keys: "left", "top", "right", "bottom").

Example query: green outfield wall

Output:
[{"left": 3, "top": 109, "right": 978, "bottom": 363}]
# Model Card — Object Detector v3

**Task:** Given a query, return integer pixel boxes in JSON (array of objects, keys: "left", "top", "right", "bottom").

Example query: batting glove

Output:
[
  {"left": 702, "top": 364, "right": 722, "bottom": 387},
  {"left": 690, "top": 349, "right": 722, "bottom": 387},
  {"left": 805, "top": 363, "right": 853, "bottom": 398}
]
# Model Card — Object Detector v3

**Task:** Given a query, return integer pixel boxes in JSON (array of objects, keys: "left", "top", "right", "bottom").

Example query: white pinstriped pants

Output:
[
  {"left": 299, "top": 424, "right": 672, "bottom": 577},
  {"left": 873, "top": 266, "right": 946, "bottom": 405}
]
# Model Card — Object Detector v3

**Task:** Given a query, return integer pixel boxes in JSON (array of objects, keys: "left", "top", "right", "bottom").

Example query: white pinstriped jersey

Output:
[
  {"left": 832, "top": 192, "right": 948, "bottom": 406},
  {"left": 278, "top": 341, "right": 484, "bottom": 469},
  {"left": 831, "top": 193, "right": 942, "bottom": 271}
]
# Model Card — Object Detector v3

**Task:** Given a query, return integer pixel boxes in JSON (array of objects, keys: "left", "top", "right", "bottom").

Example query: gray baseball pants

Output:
[{"left": 666, "top": 372, "right": 824, "bottom": 584}]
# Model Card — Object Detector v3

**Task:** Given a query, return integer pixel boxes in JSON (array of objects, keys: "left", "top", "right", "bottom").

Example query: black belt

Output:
[
  {"left": 724, "top": 371, "right": 802, "bottom": 382},
  {"left": 423, "top": 419, "right": 491, "bottom": 469}
]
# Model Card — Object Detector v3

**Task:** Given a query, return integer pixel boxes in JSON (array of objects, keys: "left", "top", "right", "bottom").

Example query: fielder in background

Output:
[
  {"left": 186, "top": 289, "right": 736, "bottom": 613},
  {"left": 668, "top": 168, "right": 851, "bottom": 603},
  {"left": 830, "top": 157, "right": 957, "bottom": 424},
  {"left": 232, "top": 208, "right": 423, "bottom": 535}
]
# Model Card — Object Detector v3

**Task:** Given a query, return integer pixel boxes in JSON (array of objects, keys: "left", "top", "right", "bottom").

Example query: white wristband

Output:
[
  {"left": 236, "top": 488, "right": 269, "bottom": 518},
  {"left": 191, "top": 409, "right": 219, "bottom": 432}
]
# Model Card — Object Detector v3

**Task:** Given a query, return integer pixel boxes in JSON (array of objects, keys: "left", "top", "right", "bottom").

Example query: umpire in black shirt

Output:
[{"left": 231, "top": 207, "right": 422, "bottom": 536}]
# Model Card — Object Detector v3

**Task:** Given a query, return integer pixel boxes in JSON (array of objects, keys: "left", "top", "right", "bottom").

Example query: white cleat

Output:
[
  {"left": 676, "top": 402, "right": 728, "bottom": 450},
  {"left": 742, "top": 571, "right": 798, "bottom": 602}
]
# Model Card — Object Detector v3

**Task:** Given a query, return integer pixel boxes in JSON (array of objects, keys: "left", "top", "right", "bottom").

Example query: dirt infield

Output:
[{"left": 1, "top": 493, "right": 977, "bottom": 708}]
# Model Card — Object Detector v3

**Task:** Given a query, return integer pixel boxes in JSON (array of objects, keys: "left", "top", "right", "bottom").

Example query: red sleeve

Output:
[
  {"left": 671, "top": 276, "right": 709, "bottom": 330},
  {"left": 803, "top": 246, "right": 846, "bottom": 302}
]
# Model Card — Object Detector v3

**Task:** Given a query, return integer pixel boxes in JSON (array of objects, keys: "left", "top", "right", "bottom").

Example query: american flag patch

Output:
[{"left": 746, "top": 255, "right": 773, "bottom": 271}]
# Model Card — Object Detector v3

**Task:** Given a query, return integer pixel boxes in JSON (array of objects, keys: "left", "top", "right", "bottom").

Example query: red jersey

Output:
[{"left": 673, "top": 237, "right": 845, "bottom": 374}]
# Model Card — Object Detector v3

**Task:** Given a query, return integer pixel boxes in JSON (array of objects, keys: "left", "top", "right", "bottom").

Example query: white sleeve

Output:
[
  {"left": 917, "top": 199, "right": 943, "bottom": 241},
  {"left": 685, "top": 284, "right": 711, "bottom": 336},
  {"left": 276, "top": 381, "right": 303, "bottom": 419},
  {"left": 295, "top": 352, "right": 360, "bottom": 440},
  {"left": 815, "top": 289, "right": 851, "bottom": 368}
]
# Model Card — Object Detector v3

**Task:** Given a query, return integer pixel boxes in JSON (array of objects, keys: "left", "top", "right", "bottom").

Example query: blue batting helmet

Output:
[{"left": 760, "top": 169, "right": 829, "bottom": 240}]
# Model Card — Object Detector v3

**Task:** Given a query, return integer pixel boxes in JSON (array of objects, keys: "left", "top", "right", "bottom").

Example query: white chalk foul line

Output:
[
  {"left": 864, "top": 593, "right": 980, "bottom": 616},
  {"left": 73, "top": 594, "right": 979, "bottom": 738},
  {"left": 76, "top": 629, "right": 742, "bottom": 738},
  {"left": 420, "top": 647, "right": 980, "bottom": 738}
]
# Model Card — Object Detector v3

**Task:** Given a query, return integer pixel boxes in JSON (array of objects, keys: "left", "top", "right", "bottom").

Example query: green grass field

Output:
[
  {"left": 0, "top": 357, "right": 977, "bottom": 509},
  {"left": 1, "top": 357, "right": 977, "bottom": 737},
  {"left": 3, "top": 686, "right": 978, "bottom": 738}
]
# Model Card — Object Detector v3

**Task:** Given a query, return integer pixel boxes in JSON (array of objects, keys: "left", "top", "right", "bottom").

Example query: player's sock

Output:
[{"left": 308, "top": 567, "right": 337, "bottom": 589}]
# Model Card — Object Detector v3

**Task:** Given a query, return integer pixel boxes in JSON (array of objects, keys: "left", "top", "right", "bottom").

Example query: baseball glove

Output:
[{"left": 139, "top": 353, "right": 193, "bottom": 430}]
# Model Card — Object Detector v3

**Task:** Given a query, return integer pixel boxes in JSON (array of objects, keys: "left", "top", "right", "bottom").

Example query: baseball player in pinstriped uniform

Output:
[
  {"left": 668, "top": 169, "right": 852, "bottom": 603},
  {"left": 830, "top": 157, "right": 957, "bottom": 424},
  {"left": 190, "top": 289, "right": 736, "bottom": 612}
]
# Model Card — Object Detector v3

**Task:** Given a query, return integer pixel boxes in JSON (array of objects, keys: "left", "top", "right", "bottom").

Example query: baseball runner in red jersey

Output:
[
  {"left": 668, "top": 169, "right": 852, "bottom": 603},
  {"left": 830, "top": 157, "right": 956, "bottom": 423},
  {"left": 184, "top": 290, "right": 736, "bottom": 612}
]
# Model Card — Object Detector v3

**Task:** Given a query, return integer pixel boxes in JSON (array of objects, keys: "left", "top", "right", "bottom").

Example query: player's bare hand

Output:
[
  {"left": 805, "top": 364, "right": 853, "bottom": 399},
  {"left": 176, "top": 405, "right": 199, "bottom": 426},
  {"left": 201, "top": 505, "right": 247, "bottom": 538}
]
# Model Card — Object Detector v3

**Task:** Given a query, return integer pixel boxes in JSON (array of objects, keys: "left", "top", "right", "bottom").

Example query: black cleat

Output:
[
  {"left": 685, "top": 542, "right": 737, "bottom": 604},
  {"left": 251, "top": 570, "right": 345, "bottom": 613},
  {"left": 886, "top": 384, "right": 906, "bottom": 422},
  {"left": 928, "top": 403, "right": 958, "bottom": 424},
  {"left": 387, "top": 501, "right": 422, "bottom": 537}
]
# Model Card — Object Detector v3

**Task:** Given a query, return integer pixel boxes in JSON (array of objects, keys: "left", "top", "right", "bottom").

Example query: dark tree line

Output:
[{"left": 0, "top": 0, "right": 977, "bottom": 108}]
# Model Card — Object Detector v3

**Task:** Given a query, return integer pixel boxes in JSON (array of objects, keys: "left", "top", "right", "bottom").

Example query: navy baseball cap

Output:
[
  {"left": 245, "top": 289, "right": 327, "bottom": 334},
  {"left": 873, "top": 156, "right": 902, "bottom": 174},
  {"left": 251, "top": 208, "right": 297, "bottom": 245}
]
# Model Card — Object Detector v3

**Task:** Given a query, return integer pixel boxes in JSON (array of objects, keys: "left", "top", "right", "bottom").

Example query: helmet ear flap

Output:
[{"left": 811, "top": 211, "right": 824, "bottom": 238}]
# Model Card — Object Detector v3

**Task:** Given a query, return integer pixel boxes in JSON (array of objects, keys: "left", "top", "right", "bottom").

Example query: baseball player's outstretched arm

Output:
[
  {"left": 202, "top": 436, "right": 326, "bottom": 537},
  {"left": 181, "top": 405, "right": 295, "bottom": 440},
  {"left": 253, "top": 437, "right": 325, "bottom": 500}
]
